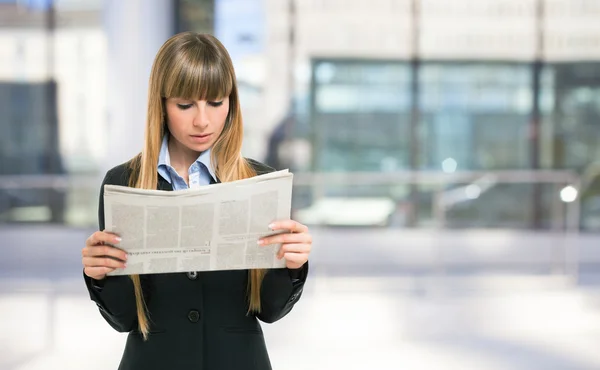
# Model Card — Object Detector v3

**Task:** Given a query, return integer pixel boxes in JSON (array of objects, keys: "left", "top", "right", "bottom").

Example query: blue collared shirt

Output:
[{"left": 157, "top": 134, "right": 217, "bottom": 190}]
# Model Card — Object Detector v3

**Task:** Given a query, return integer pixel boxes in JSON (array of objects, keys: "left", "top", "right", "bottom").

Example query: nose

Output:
[{"left": 193, "top": 103, "right": 210, "bottom": 128}]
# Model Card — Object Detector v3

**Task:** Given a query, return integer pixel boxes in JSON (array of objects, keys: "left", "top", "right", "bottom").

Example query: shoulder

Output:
[
  {"left": 245, "top": 158, "right": 276, "bottom": 176},
  {"left": 102, "top": 159, "right": 137, "bottom": 187}
]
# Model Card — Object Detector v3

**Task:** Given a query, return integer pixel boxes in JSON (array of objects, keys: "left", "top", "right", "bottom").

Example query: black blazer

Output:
[{"left": 83, "top": 158, "right": 308, "bottom": 370}]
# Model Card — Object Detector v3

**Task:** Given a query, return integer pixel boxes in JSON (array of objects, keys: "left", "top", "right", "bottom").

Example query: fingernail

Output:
[
  {"left": 115, "top": 237, "right": 122, "bottom": 243},
  {"left": 257, "top": 239, "right": 264, "bottom": 246},
  {"left": 268, "top": 223, "right": 275, "bottom": 230}
]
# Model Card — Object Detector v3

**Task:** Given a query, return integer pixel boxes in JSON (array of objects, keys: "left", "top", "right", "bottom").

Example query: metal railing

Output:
[
  {"left": 291, "top": 169, "right": 581, "bottom": 227},
  {"left": 0, "top": 170, "right": 583, "bottom": 230},
  {"left": 0, "top": 169, "right": 591, "bottom": 283},
  {"left": 291, "top": 170, "right": 583, "bottom": 280}
]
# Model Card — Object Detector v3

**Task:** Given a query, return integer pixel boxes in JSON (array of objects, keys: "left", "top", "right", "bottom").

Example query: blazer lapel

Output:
[
  {"left": 157, "top": 173, "right": 219, "bottom": 190},
  {"left": 157, "top": 176, "right": 174, "bottom": 191}
]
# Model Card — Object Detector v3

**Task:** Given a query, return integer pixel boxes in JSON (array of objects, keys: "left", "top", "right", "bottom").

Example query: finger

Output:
[
  {"left": 83, "top": 256, "right": 127, "bottom": 269},
  {"left": 283, "top": 252, "right": 308, "bottom": 266},
  {"left": 259, "top": 232, "right": 312, "bottom": 246},
  {"left": 84, "top": 266, "right": 116, "bottom": 280},
  {"left": 277, "top": 243, "right": 311, "bottom": 259},
  {"left": 87, "top": 231, "right": 121, "bottom": 247},
  {"left": 82, "top": 243, "right": 126, "bottom": 258},
  {"left": 269, "top": 220, "right": 308, "bottom": 233},
  {"left": 83, "top": 245, "right": 128, "bottom": 261}
]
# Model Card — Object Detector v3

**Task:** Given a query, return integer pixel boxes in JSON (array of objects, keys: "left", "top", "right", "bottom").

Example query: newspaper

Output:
[{"left": 103, "top": 170, "right": 293, "bottom": 276}]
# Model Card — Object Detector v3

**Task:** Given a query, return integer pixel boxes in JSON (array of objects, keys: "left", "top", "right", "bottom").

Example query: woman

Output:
[{"left": 81, "top": 32, "right": 312, "bottom": 370}]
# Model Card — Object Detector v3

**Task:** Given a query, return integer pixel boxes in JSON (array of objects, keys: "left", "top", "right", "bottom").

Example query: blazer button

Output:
[
  {"left": 187, "top": 271, "right": 198, "bottom": 280},
  {"left": 188, "top": 310, "right": 200, "bottom": 323}
]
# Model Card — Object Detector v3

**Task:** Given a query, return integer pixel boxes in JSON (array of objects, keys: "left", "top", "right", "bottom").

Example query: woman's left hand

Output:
[{"left": 258, "top": 220, "right": 312, "bottom": 269}]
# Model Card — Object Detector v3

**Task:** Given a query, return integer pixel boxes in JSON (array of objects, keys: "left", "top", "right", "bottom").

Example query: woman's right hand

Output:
[{"left": 82, "top": 231, "right": 128, "bottom": 280}]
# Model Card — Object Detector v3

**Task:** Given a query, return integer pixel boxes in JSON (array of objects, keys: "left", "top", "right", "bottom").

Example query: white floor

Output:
[{"left": 2, "top": 273, "right": 600, "bottom": 370}]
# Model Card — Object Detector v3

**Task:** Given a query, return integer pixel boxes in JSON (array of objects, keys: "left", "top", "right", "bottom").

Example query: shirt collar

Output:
[{"left": 158, "top": 133, "right": 217, "bottom": 183}]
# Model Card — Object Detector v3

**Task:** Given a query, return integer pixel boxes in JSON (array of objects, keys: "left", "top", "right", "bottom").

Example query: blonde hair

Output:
[{"left": 128, "top": 32, "right": 266, "bottom": 340}]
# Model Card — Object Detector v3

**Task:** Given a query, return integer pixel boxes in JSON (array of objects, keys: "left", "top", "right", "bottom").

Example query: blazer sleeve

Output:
[
  {"left": 256, "top": 262, "right": 309, "bottom": 324},
  {"left": 243, "top": 158, "right": 310, "bottom": 322},
  {"left": 83, "top": 168, "right": 142, "bottom": 333}
]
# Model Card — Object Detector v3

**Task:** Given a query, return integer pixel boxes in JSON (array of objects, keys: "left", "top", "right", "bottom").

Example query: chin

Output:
[{"left": 186, "top": 141, "right": 214, "bottom": 153}]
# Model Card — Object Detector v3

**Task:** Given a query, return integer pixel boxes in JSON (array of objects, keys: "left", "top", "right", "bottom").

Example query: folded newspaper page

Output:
[{"left": 103, "top": 170, "right": 293, "bottom": 275}]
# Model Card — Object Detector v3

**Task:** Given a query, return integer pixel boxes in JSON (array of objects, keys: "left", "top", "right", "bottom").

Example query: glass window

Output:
[
  {"left": 417, "top": 63, "right": 536, "bottom": 228},
  {"left": 175, "top": 0, "right": 214, "bottom": 34},
  {"left": 419, "top": 63, "right": 532, "bottom": 171},
  {"left": 546, "top": 63, "right": 600, "bottom": 170},
  {"left": 311, "top": 60, "right": 411, "bottom": 173},
  {"left": 542, "top": 62, "right": 600, "bottom": 231}
]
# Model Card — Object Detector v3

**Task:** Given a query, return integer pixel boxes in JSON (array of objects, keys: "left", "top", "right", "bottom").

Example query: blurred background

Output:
[{"left": 1, "top": 0, "right": 600, "bottom": 369}]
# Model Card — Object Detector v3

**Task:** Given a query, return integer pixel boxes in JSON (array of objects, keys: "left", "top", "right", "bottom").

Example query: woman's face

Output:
[{"left": 165, "top": 97, "right": 230, "bottom": 153}]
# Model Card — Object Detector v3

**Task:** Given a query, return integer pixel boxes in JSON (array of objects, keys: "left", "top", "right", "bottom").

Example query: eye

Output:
[
  {"left": 176, "top": 104, "right": 193, "bottom": 110},
  {"left": 207, "top": 101, "right": 224, "bottom": 107}
]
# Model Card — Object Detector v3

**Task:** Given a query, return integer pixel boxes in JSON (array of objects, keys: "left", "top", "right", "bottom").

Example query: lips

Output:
[{"left": 189, "top": 133, "right": 213, "bottom": 144}]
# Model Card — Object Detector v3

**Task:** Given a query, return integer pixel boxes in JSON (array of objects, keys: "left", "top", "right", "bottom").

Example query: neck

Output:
[{"left": 168, "top": 137, "right": 201, "bottom": 171}]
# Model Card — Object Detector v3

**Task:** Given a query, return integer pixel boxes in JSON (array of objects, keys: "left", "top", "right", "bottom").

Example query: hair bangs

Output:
[{"left": 162, "top": 45, "right": 233, "bottom": 101}]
